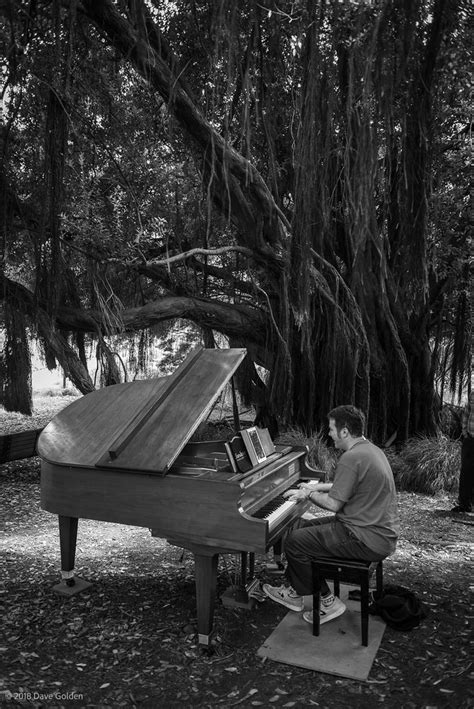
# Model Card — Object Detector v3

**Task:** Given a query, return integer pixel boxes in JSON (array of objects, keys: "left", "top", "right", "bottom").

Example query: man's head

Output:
[{"left": 327, "top": 405, "right": 366, "bottom": 450}]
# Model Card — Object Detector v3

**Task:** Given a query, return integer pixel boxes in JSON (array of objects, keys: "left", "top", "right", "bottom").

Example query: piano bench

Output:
[
  {"left": 0, "top": 428, "right": 43, "bottom": 464},
  {"left": 311, "top": 557, "right": 383, "bottom": 647}
]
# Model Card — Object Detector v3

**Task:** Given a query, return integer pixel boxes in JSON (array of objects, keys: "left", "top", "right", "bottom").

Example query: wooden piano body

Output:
[{"left": 38, "top": 348, "right": 320, "bottom": 645}]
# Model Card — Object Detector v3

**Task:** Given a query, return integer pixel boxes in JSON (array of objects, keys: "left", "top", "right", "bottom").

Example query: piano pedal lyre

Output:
[
  {"left": 264, "top": 560, "right": 286, "bottom": 575},
  {"left": 265, "top": 538, "right": 286, "bottom": 575}
]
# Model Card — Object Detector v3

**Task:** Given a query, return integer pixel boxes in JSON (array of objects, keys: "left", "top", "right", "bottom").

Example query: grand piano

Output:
[{"left": 38, "top": 347, "right": 320, "bottom": 645}]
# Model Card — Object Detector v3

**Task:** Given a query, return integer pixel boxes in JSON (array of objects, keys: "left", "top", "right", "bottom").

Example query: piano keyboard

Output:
[{"left": 252, "top": 480, "right": 319, "bottom": 530}]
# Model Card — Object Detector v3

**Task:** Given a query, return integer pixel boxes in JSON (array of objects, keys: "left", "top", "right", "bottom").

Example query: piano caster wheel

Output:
[{"left": 65, "top": 578, "right": 76, "bottom": 587}]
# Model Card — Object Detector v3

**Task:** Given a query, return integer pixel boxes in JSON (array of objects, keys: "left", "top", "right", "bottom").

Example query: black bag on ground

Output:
[{"left": 368, "top": 584, "right": 428, "bottom": 631}]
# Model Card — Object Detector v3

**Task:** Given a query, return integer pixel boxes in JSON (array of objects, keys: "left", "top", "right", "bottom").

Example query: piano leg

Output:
[
  {"left": 59, "top": 515, "right": 78, "bottom": 586},
  {"left": 52, "top": 516, "right": 91, "bottom": 596},
  {"left": 240, "top": 551, "right": 248, "bottom": 585},
  {"left": 194, "top": 552, "right": 218, "bottom": 646}
]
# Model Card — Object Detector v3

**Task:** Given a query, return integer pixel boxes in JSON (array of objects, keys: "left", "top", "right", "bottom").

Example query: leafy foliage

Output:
[{"left": 0, "top": 0, "right": 471, "bottom": 437}]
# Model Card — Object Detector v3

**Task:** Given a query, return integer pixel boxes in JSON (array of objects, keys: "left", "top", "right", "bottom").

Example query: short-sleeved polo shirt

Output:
[{"left": 329, "top": 440, "right": 399, "bottom": 556}]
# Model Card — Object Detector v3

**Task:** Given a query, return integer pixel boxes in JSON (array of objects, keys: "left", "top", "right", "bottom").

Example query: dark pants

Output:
[
  {"left": 284, "top": 516, "right": 386, "bottom": 597},
  {"left": 458, "top": 436, "right": 474, "bottom": 511}
]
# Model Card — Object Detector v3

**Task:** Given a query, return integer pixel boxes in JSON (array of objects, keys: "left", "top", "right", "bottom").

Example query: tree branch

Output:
[
  {"left": 0, "top": 274, "right": 267, "bottom": 347},
  {"left": 129, "top": 245, "right": 253, "bottom": 268}
]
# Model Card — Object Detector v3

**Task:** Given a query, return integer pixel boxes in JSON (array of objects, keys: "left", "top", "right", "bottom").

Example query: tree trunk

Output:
[
  {"left": 3, "top": 302, "right": 33, "bottom": 415},
  {"left": 34, "top": 311, "right": 95, "bottom": 395},
  {"left": 1, "top": 276, "right": 95, "bottom": 398},
  {"left": 96, "top": 338, "right": 123, "bottom": 387}
]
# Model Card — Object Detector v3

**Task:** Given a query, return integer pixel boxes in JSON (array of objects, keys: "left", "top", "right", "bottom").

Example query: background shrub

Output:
[
  {"left": 275, "top": 427, "right": 338, "bottom": 479},
  {"left": 388, "top": 435, "right": 461, "bottom": 495}
]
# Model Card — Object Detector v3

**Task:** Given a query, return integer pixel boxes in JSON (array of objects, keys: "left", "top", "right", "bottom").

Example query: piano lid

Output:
[{"left": 38, "top": 347, "right": 247, "bottom": 474}]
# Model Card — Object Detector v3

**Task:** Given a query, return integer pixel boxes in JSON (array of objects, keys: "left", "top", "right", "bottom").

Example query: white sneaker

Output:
[
  {"left": 303, "top": 595, "right": 346, "bottom": 625},
  {"left": 262, "top": 583, "right": 304, "bottom": 611}
]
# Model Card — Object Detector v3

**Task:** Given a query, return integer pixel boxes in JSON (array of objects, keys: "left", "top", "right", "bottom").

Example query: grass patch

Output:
[{"left": 38, "top": 386, "right": 78, "bottom": 397}]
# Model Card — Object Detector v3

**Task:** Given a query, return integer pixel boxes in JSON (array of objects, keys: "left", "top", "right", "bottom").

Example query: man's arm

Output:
[
  {"left": 284, "top": 485, "right": 344, "bottom": 512},
  {"left": 300, "top": 481, "right": 333, "bottom": 493},
  {"left": 307, "top": 490, "right": 344, "bottom": 512}
]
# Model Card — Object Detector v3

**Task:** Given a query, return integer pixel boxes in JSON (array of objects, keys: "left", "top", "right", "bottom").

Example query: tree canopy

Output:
[{"left": 0, "top": 0, "right": 471, "bottom": 440}]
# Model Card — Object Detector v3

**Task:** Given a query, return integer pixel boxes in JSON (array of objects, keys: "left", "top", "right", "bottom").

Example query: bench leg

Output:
[
  {"left": 360, "top": 572, "right": 369, "bottom": 646},
  {"left": 312, "top": 564, "right": 321, "bottom": 636},
  {"left": 376, "top": 560, "right": 383, "bottom": 593}
]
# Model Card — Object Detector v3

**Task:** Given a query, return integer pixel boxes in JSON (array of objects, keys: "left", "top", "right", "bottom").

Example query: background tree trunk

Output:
[{"left": 3, "top": 302, "right": 32, "bottom": 415}]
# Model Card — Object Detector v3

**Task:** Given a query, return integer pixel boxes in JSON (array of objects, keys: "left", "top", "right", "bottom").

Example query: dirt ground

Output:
[{"left": 0, "top": 399, "right": 472, "bottom": 708}]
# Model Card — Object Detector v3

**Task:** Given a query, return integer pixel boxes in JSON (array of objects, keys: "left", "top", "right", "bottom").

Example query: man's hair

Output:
[{"left": 328, "top": 405, "right": 366, "bottom": 437}]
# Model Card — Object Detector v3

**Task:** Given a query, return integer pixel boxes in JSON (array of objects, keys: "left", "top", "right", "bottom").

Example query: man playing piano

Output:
[{"left": 263, "top": 405, "right": 399, "bottom": 625}]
